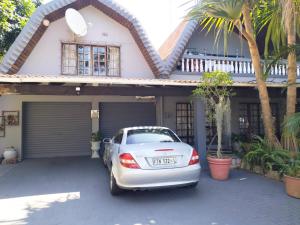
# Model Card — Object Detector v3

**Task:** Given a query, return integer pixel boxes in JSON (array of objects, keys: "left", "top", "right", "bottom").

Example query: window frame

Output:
[
  {"left": 238, "top": 102, "right": 280, "bottom": 138},
  {"left": 61, "top": 43, "right": 78, "bottom": 75},
  {"left": 61, "top": 43, "right": 120, "bottom": 77},
  {"left": 176, "top": 103, "right": 194, "bottom": 145}
]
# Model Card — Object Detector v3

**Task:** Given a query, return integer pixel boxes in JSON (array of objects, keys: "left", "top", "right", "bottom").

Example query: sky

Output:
[{"left": 41, "top": 0, "right": 195, "bottom": 49}]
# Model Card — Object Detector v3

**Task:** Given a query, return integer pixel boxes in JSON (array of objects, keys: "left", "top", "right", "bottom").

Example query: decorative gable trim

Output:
[
  {"left": 0, "top": 0, "right": 165, "bottom": 77},
  {"left": 159, "top": 20, "right": 198, "bottom": 75}
]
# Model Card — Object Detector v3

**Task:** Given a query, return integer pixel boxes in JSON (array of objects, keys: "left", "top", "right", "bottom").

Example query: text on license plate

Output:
[{"left": 152, "top": 156, "right": 177, "bottom": 166}]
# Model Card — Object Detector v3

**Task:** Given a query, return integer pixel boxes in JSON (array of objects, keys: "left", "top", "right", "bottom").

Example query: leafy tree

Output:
[
  {"left": 188, "top": 0, "right": 279, "bottom": 146},
  {"left": 193, "top": 71, "right": 234, "bottom": 158},
  {"left": 0, "top": 0, "right": 41, "bottom": 60}
]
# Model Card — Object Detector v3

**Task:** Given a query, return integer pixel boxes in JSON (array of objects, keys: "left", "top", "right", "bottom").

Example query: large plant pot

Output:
[
  {"left": 91, "top": 141, "right": 101, "bottom": 159},
  {"left": 3, "top": 147, "right": 17, "bottom": 160},
  {"left": 284, "top": 175, "right": 300, "bottom": 199},
  {"left": 207, "top": 156, "right": 232, "bottom": 181}
]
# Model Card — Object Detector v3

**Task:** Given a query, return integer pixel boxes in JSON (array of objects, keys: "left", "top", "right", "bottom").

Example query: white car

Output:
[{"left": 103, "top": 126, "right": 201, "bottom": 195}]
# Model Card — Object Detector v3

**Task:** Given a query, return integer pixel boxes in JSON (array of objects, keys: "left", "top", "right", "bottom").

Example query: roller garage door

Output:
[
  {"left": 23, "top": 102, "right": 91, "bottom": 158},
  {"left": 100, "top": 102, "right": 156, "bottom": 138}
]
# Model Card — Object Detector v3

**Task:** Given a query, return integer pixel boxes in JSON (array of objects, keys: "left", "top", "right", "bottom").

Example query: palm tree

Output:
[
  {"left": 188, "top": 0, "right": 279, "bottom": 146},
  {"left": 256, "top": 0, "right": 300, "bottom": 118},
  {"left": 283, "top": 112, "right": 300, "bottom": 152}
]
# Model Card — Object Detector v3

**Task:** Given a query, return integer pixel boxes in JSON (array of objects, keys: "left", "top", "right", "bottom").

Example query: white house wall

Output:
[{"left": 18, "top": 6, "right": 154, "bottom": 78}]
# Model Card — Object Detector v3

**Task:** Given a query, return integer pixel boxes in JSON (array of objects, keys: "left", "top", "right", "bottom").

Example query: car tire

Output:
[
  {"left": 187, "top": 182, "right": 198, "bottom": 188},
  {"left": 102, "top": 154, "right": 107, "bottom": 168},
  {"left": 110, "top": 170, "right": 122, "bottom": 195}
]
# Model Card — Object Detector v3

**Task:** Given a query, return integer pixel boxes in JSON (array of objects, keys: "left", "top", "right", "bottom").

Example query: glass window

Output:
[
  {"left": 126, "top": 128, "right": 180, "bottom": 145},
  {"left": 176, "top": 103, "right": 194, "bottom": 145},
  {"left": 78, "top": 45, "right": 91, "bottom": 75},
  {"left": 62, "top": 44, "right": 120, "bottom": 76},
  {"left": 107, "top": 47, "right": 120, "bottom": 76},
  {"left": 239, "top": 103, "right": 280, "bottom": 139},
  {"left": 62, "top": 44, "right": 76, "bottom": 74},
  {"left": 93, "top": 46, "right": 106, "bottom": 75}
]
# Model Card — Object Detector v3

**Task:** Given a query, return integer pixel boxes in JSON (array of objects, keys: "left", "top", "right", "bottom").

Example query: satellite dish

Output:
[{"left": 65, "top": 8, "right": 87, "bottom": 37}]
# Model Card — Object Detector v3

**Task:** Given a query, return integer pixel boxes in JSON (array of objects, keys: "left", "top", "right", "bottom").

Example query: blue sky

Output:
[{"left": 42, "top": 0, "right": 195, "bottom": 49}]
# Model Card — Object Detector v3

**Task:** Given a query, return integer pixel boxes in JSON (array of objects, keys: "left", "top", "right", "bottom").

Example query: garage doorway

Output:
[
  {"left": 99, "top": 102, "right": 156, "bottom": 139},
  {"left": 22, "top": 102, "right": 91, "bottom": 158}
]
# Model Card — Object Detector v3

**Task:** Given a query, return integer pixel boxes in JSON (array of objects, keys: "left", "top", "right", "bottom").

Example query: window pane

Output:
[
  {"left": 176, "top": 103, "right": 194, "bottom": 145},
  {"left": 93, "top": 47, "right": 106, "bottom": 75},
  {"left": 78, "top": 45, "right": 91, "bottom": 75},
  {"left": 107, "top": 47, "right": 120, "bottom": 76},
  {"left": 126, "top": 128, "right": 180, "bottom": 144},
  {"left": 62, "top": 44, "right": 76, "bottom": 75}
]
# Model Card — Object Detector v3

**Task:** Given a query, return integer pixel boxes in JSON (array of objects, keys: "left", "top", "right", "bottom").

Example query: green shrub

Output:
[
  {"left": 279, "top": 153, "right": 300, "bottom": 178},
  {"left": 243, "top": 136, "right": 290, "bottom": 173},
  {"left": 91, "top": 131, "right": 101, "bottom": 142}
]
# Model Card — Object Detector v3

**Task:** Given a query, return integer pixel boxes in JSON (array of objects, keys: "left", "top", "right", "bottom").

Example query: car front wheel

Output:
[{"left": 110, "top": 170, "right": 122, "bottom": 195}]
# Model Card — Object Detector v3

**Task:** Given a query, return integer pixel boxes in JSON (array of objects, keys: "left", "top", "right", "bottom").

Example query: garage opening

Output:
[
  {"left": 99, "top": 102, "right": 156, "bottom": 139},
  {"left": 23, "top": 102, "right": 91, "bottom": 158}
]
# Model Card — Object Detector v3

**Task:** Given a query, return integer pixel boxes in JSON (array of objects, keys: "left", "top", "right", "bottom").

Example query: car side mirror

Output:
[{"left": 103, "top": 138, "right": 112, "bottom": 144}]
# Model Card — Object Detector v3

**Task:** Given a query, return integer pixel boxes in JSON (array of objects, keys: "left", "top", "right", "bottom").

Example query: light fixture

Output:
[
  {"left": 75, "top": 86, "right": 81, "bottom": 95},
  {"left": 91, "top": 110, "right": 99, "bottom": 119},
  {"left": 43, "top": 19, "right": 50, "bottom": 27},
  {"left": 135, "top": 96, "right": 155, "bottom": 100}
]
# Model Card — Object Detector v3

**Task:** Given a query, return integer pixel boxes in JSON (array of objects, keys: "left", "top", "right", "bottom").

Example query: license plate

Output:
[{"left": 152, "top": 156, "right": 177, "bottom": 166}]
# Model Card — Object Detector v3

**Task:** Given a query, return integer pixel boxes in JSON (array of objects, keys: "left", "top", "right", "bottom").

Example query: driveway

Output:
[{"left": 0, "top": 157, "right": 299, "bottom": 225}]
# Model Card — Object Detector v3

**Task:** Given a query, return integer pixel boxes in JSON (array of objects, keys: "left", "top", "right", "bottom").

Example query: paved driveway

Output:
[{"left": 0, "top": 157, "right": 299, "bottom": 225}]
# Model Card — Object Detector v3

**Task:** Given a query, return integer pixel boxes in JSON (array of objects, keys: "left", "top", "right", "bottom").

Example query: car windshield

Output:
[{"left": 126, "top": 128, "right": 180, "bottom": 144}]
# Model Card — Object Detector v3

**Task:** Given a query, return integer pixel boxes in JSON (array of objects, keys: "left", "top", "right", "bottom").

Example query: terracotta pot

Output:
[
  {"left": 284, "top": 175, "right": 300, "bottom": 199},
  {"left": 207, "top": 156, "right": 232, "bottom": 180}
]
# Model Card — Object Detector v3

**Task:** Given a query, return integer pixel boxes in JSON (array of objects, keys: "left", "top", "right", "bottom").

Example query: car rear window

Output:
[{"left": 126, "top": 128, "right": 180, "bottom": 144}]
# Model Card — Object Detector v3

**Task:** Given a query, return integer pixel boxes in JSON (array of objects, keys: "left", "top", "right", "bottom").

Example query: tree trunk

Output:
[
  {"left": 286, "top": 0, "right": 297, "bottom": 118},
  {"left": 242, "top": 3, "right": 278, "bottom": 146}
]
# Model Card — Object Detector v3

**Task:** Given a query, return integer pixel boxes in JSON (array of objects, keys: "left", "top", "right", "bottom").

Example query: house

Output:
[{"left": 0, "top": 0, "right": 299, "bottom": 165}]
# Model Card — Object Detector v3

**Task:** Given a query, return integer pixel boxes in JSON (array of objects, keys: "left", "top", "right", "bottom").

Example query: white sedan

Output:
[{"left": 103, "top": 126, "right": 201, "bottom": 195}]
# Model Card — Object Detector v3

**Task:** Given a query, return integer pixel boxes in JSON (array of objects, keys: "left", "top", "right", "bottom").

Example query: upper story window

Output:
[{"left": 62, "top": 43, "right": 120, "bottom": 76}]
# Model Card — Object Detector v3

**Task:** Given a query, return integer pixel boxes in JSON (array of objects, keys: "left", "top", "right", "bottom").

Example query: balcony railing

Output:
[{"left": 179, "top": 54, "right": 300, "bottom": 77}]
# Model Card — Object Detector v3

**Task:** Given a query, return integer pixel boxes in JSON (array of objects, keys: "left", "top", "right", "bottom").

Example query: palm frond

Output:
[{"left": 188, "top": 0, "right": 244, "bottom": 55}]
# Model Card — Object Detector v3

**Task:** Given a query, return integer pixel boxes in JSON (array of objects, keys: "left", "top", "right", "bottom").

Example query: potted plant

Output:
[
  {"left": 281, "top": 153, "right": 300, "bottom": 198},
  {"left": 193, "top": 71, "right": 234, "bottom": 180},
  {"left": 91, "top": 131, "right": 101, "bottom": 158},
  {"left": 281, "top": 113, "right": 300, "bottom": 198},
  {"left": 3, "top": 146, "right": 17, "bottom": 163}
]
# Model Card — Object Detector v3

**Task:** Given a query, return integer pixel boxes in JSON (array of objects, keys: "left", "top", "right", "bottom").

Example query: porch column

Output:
[
  {"left": 193, "top": 97, "right": 207, "bottom": 169},
  {"left": 91, "top": 100, "right": 99, "bottom": 133},
  {"left": 155, "top": 96, "right": 164, "bottom": 126}
]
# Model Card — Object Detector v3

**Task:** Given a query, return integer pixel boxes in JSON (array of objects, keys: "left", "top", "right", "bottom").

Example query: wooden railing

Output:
[{"left": 179, "top": 54, "right": 300, "bottom": 77}]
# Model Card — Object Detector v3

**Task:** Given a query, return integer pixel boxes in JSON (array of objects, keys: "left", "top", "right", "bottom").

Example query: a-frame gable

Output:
[{"left": 0, "top": 0, "right": 165, "bottom": 77}]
